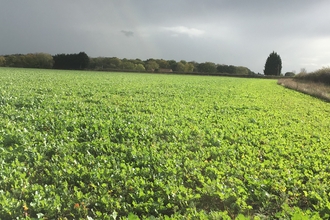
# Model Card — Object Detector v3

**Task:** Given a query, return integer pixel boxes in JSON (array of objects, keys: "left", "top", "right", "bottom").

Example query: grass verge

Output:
[
  {"left": 278, "top": 67, "right": 330, "bottom": 102},
  {"left": 277, "top": 78, "right": 330, "bottom": 102}
]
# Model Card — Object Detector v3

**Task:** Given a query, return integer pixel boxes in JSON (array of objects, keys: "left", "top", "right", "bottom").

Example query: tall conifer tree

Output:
[{"left": 264, "top": 51, "right": 282, "bottom": 75}]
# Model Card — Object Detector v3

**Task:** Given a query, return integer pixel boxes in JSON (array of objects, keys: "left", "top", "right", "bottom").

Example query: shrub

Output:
[
  {"left": 284, "top": 72, "right": 295, "bottom": 77},
  {"left": 295, "top": 67, "right": 330, "bottom": 85}
]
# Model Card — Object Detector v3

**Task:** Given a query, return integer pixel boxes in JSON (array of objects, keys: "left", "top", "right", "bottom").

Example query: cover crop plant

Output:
[{"left": 0, "top": 68, "right": 329, "bottom": 219}]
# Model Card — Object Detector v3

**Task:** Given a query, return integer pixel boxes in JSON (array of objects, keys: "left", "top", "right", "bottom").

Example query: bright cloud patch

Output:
[{"left": 162, "top": 26, "right": 205, "bottom": 37}]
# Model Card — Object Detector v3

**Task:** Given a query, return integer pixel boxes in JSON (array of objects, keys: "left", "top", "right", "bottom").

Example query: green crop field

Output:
[{"left": 0, "top": 68, "right": 329, "bottom": 219}]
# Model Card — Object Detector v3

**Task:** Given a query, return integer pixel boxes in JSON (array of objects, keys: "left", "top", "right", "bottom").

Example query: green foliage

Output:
[
  {"left": 31, "top": 53, "right": 54, "bottom": 69},
  {"left": 145, "top": 60, "right": 159, "bottom": 71},
  {"left": 0, "top": 56, "right": 6, "bottom": 67},
  {"left": 235, "top": 66, "right": 251, "bottom": 75},
  {"left": 78, "top": 52, "right": 90, "bottom": 69},
  {"left": 175, "top": 62, "right": 185, "bottom": 72},
  {"left": 216, "top": 65, "right": 254, "bottom": 75},
  {"left": 264, "top": 51, "right": 282, "bottom": 75},
  {"left": 184, "top": 63, "right": 194, "bottom": 72},
  {"left": 53, "top": 52, "right": 89, "bottom": 70},
  {"left": 174, "top": 62, "right": 194, "bottom": 73},
  {"left": 89, "top": 57, "right": 122, "bottom": 70},
  {"left": 135, "top": 64, "right": 146, "bottom": 72},
  {"left": 198, "top": 62, "right": 217, "bottom": 73},
  {"left": 156, "top": 59, "right": 170, "bottom": 69},
  {"left": 1, "top": 53, "right": 54, "bottom": 68},
  {"left": 0, "top": 68, "right": 329, "bottom": 219},
  {"left": 217, "top": 64, "right": 236, "bottom": 74},
  {"left": 285, "top": 72, "right": 295, "bottom": 77},
  {"left": 120, "top": 61, "right": 136, "bottom": 70}
]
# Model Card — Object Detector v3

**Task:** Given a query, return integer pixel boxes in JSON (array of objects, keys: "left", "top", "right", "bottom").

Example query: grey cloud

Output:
[
  {"left": 1, "top": 0, "right": 330, "bottom": 73},
  {"left": 121, "top": 30, "right": 134, "bottom": 37}
]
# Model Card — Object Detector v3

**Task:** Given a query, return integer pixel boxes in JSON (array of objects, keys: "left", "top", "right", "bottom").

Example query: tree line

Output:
[
  {"left": 88, "top": 57, "right": 256, "bottom": 75},
  {"left": 0, "top": 51, "right": 292, "bottom": 76},
  {"left": 0, "top": 52, "right": 257, "bottom": 75},
  {"left": 0, "top": 53, "right": 54, "bottom": 69},
  {"left": 0, "top": 52, "right": 89, "bottom": 70}
]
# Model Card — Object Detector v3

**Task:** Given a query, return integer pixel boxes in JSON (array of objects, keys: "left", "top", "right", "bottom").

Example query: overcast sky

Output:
[{"left": 1, "top": 0, "right": 330, "bottom": 73}]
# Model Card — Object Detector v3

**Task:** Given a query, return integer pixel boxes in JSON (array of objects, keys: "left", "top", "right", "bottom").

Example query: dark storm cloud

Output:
[{"left": 1, "top": 0, "right": 330, "bottom": 72}]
